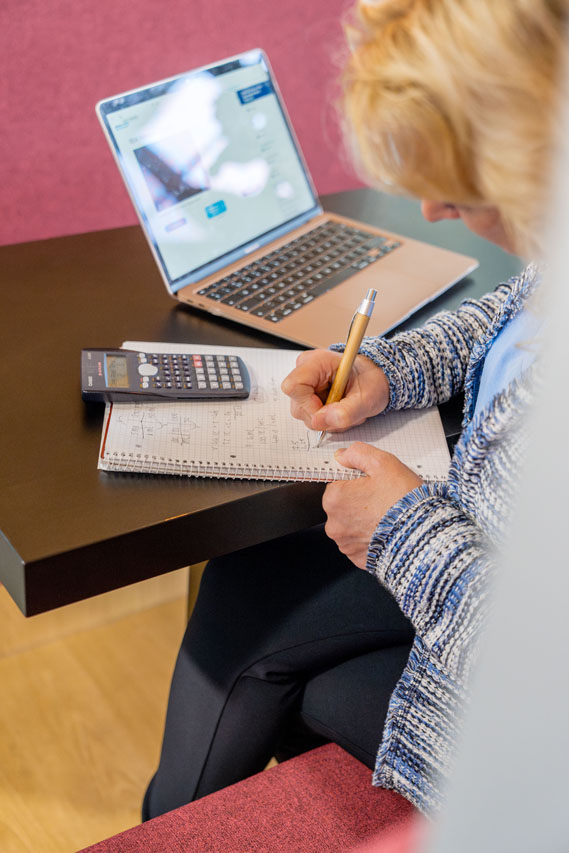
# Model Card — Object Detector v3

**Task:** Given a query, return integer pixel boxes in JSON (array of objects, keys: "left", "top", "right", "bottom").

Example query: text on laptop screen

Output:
[{"left": 99, "top": 52, "right": 317, "bottom": 291}]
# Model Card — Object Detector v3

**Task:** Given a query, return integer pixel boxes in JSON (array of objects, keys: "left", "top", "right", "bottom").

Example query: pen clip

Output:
[{"left": 345, "top": 309, "right": 358, "bottom": 344}]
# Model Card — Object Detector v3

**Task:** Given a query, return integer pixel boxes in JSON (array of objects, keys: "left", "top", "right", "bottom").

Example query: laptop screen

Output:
[{"left": 97, "top": 50, "right": 319, "bottom": 292}]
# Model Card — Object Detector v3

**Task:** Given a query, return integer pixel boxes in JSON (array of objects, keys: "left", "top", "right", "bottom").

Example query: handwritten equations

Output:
[{"left": 98, "top": 342, "right": 451, "bottom": 482}]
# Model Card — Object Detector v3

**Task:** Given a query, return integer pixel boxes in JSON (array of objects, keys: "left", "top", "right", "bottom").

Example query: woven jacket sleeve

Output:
[
  {"left": 366, "top": 483, "right": 492, "bottom": 682},
  {"left": 332, "top": 284, "right": 512, "bottom": 411}
]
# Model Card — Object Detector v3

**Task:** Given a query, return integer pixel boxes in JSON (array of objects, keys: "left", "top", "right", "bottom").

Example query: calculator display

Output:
[{"left": 106, "top": 354, "right": 129, "bottom": 388}]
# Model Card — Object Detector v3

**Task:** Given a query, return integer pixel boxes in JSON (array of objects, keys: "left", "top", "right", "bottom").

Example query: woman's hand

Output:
[
  {"left": 281, "top": 349, "right": 390, "bottom": 432},
  {"left": 322, "top": 442, "right": 424, "bottom": 568}
]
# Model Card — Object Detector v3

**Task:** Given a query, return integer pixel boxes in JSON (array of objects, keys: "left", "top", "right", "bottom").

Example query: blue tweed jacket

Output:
[{"left": 341, "top": 265, "right": 540, "bottom": 816}]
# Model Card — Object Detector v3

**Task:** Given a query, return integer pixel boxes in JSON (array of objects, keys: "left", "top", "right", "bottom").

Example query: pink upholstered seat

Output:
[{"left": 79, "top": 744, "right": 416, "bottom": 852}]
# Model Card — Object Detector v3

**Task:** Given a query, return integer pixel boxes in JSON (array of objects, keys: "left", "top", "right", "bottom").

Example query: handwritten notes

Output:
[{"left": 98, "top": 342, "right": 451, "bottom": 482}]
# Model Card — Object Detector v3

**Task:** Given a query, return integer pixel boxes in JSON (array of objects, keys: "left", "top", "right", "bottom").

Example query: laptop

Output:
[{"left": 96, "top": 49, "right": 478, "bottom": 349}]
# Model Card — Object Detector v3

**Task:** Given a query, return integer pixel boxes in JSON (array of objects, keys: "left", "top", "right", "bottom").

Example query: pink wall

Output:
[{"left": 0, "top": 0, "right": 361, "bottom": 246}]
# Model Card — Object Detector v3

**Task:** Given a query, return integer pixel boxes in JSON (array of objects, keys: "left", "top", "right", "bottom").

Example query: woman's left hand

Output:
[{"left": 322, "top": 442, "right": 424, "bottom": 568}]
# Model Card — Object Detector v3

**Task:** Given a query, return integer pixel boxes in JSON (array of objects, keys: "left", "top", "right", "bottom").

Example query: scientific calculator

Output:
[{"left": 81, "top": 348, "right": 251, "bottom": 403}]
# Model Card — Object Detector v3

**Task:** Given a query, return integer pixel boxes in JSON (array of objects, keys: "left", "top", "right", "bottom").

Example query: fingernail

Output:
[{"left": 334, "top": 448, "right": 347, "bottom": 460}]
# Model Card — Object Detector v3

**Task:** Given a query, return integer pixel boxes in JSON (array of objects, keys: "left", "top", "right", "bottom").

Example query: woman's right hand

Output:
[{"left": 281, "top": 349, "right": 390, "bottom": 432}]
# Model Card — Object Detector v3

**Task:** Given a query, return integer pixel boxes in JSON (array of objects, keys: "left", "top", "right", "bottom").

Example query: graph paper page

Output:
[{"left": 98, "top": 342, "right": 450, "bottom": 481}]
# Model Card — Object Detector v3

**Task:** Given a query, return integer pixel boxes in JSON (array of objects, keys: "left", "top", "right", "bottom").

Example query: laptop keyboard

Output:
[{"left": 196, "top": 221, "right": 400, "bottom": 324}]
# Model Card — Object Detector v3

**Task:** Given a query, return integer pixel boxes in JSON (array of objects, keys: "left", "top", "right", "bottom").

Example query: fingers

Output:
[
  {"left": 281, "top": 350, "right": 342, "bottom": 429},
  {"left": 321, "top": 444, "right": 424, "bottom": 568},
  {"left": 334, "top": 441, "right": 388, "bottom": 474},
  {"left": 289, "top": 386, "right": 325, "bottom": 427},
  {"left": 281, "top": 350, "right": 389, "bottom": 432},
  {"left": 311, "top": 399, "right": 368, "bottom": 432},
  {"left": 334, "top": 442, "right": 424, "bottom": 495},
  {"left": 281, "top": 350, "right": 339, "bottom": 398}
]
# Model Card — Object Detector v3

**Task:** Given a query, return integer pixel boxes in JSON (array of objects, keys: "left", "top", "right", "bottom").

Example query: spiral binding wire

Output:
[{"left": 103, "top": 451, "right": 364, "bottom": 482}]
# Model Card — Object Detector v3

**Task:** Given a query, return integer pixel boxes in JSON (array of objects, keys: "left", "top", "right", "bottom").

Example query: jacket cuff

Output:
[
  {"left": 366, "top": 482, "right": 450, "bottom": 579},
  {"left": 330, "top": 337, "right": 406, "bottom": 412}
]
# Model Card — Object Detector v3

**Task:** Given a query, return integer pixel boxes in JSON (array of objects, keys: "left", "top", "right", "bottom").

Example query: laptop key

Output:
[
  {"left": 237, "top": 296, "right": 263, "bottom": 312},
  {"left": 363, "top": 236, "right": 390, "bottom": 249},
  {"left": 275, "top": 288, "right": 298, "bottom": 302},
  {"left": 220, "top": 294, "right": 239, "bottom": 306},
  {"left": 304, "top": 267, "right": 355, "bottom": 298}
]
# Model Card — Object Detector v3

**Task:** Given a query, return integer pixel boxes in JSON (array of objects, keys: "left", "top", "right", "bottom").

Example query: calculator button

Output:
[{"left": 138, "top": 363, "right": 158, "bottom": 376}]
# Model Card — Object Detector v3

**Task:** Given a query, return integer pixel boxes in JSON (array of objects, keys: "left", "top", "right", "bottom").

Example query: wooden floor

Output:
[{"left": 0, "top": 570, "right": 193, "bottom": 853}]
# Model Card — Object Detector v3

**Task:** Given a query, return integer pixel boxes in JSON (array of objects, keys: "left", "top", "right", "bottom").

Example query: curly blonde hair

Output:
[{"left": 342, "top": 0, "right": 569, "bottom": 253}]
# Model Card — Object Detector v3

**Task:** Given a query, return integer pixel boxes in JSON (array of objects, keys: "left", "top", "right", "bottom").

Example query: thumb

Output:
[
  {"left": 312, "top": 397, "right": 367, "bottom": 432},
  {"left": 334, "top": 441, "right": 385, "bottom": 475}
]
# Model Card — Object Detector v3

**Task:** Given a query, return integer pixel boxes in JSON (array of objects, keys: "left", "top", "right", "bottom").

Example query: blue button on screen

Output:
[
  {"left": 237, "top": 81, "right": 273, "bottom": 105},
  {"left": 205, "top": 200, "right": 227, "bottom": 218}
]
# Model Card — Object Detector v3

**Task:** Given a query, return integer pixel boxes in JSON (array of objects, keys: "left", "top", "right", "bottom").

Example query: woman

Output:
[{"left": 144, "top": 0, "right": 566, "bottom": 820}]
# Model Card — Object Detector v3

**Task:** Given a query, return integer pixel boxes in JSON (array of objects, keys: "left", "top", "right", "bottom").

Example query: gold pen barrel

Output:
[
  {"left": 325, "top": 310, "right": 372, "bottom": 405},
  {"left": 315, "top": 288, "right": 376, "bottom": 447}
]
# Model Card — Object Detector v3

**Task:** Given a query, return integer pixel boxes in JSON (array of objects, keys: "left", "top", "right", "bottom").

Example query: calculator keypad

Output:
[{"left": 137, "top": 353, "right": 249, "bottom": 398}]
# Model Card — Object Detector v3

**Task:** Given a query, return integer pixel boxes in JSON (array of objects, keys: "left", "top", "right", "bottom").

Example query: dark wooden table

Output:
[{"left": 0, "top": 189, "right": 521, "bottom": 615}]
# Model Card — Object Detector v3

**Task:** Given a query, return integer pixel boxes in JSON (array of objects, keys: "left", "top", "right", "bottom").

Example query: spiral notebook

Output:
[{"left": 98, "top": 341, "right": 451, "bottom": 483}]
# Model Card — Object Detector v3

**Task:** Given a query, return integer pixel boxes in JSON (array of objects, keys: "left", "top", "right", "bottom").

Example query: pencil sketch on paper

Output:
[{"left": 116, "top": 407, "right": 198, "bottom": 447}]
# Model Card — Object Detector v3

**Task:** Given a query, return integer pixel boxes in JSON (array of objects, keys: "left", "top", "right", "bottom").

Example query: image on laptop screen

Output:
[{"left": 98, "top": 50, "right": 319, "bottom": 292}]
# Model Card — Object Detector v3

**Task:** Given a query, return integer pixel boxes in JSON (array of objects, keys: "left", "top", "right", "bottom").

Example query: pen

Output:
[{"left": 316, "top": 288, "right": 377, "bottom": 448}]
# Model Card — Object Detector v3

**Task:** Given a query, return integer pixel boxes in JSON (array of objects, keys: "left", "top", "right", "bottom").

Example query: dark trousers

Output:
[{"left": 143, "top": 525, "right": 414, "bottom": 820}]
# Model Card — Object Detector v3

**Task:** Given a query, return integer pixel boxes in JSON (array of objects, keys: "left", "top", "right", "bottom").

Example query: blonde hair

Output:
[{"left": 342, "top": 0, "right": 569, "bottom": 253}]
